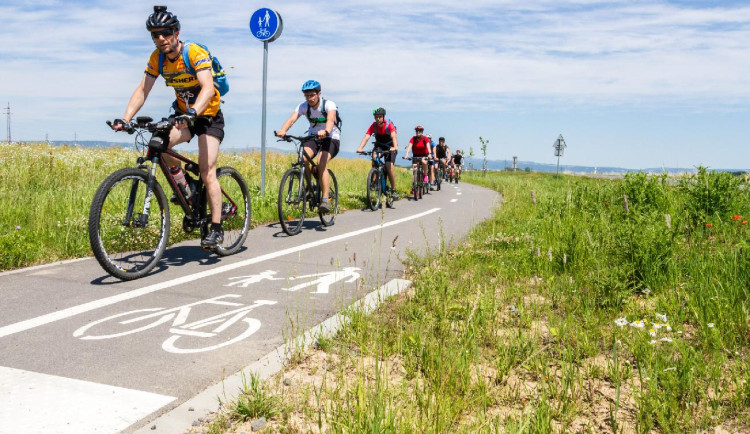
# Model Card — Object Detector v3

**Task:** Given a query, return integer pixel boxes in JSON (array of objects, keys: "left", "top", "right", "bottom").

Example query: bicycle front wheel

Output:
[
  {"left": 214, "top": 167, "right": 251, "bottom": 256},
  {"left": 319, "top": 169, "right": 338, "bottom": 226},
  {"left": 88, "top": 168, "right": 170, "bottom": 280},
  {"left": 278, "top": 168, "right": 307, "bottom": 236},
  {"left": 366, "top": 168, "right": 381, "bottom": 211}
]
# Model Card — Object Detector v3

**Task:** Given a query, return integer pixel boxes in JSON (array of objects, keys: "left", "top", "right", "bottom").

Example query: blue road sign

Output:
[{"left": 249, "top": 8, "right": 283, "bottom": 42}]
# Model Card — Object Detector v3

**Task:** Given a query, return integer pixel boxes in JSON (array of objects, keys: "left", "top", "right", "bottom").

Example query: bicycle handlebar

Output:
[
  {"left": 107, "top": 117, "right": 179, "bottom": 135},
  {"left": 273, "top": 131, "right": 328, "bottom": 143}
]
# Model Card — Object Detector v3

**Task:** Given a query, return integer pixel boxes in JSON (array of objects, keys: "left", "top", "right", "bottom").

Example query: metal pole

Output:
[{"left": 260, "top": 41, "right": 269, "bottom": 195}]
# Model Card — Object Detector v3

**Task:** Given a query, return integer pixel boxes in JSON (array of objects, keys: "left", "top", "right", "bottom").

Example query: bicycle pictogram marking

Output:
[{"left": 73, "top": 295, "right": 276, "bottom": 354}]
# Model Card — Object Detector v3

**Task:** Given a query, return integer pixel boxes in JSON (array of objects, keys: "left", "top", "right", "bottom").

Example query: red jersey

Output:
[
  {"left": 410, "top": 135, "right": 430, "bottom": 156},
  {"left": 366, "top": 120, "right": 396, "bottom": 137}
]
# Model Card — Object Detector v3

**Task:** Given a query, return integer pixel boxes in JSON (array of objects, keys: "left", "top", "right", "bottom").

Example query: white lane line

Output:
[
  {"left": 450, "top": 199, "right": 458, "bottom": 203},
  {"left": 0, "top": 365, "right": 175, "bottom": 434},
  {"left": 0, "top": 208, "right": 440, "bottom": 339},
  {"left": 457, "top": 193, "right": 462, "bottom": 195}
]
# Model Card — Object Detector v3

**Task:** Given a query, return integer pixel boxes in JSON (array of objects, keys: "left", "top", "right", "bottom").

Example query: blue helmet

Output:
[{"left": 301, "top": 80, "right": 321, "bottom": 92}]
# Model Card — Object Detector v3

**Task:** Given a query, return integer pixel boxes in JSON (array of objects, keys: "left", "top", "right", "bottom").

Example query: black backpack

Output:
[{"left": 306, "top": 98, "right": 342, "bottom": 130}]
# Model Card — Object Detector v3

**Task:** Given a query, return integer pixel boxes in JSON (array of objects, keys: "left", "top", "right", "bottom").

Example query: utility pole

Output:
[
  {"left": 74, "top": 132, "right": 78, "bottom": 146},
  {"left": 4, "top": 102, "right": 10, "bottom": 143}
]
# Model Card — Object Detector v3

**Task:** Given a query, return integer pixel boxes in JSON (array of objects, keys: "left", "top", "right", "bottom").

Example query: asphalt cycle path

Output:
[{"left": 0, "top": 181, "right": 500, "bottom": 433}]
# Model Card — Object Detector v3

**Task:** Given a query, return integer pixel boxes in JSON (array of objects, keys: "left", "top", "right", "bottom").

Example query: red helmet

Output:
[{"left": 415, "top": 125, "right": 424, "bottom": 131}]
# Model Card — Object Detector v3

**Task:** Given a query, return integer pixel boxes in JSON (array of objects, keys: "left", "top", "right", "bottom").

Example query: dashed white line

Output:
[
  {"left": 450, "top": 199, "right": 458, "bottom": 203},
  {"left": 0, "top": 208, "right": 440, "bottom": 339}
]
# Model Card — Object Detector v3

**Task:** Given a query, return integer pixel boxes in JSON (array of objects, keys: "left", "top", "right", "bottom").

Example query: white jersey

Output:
[{"left": 295, "top": 98, "right": 341, "bottom": 140}]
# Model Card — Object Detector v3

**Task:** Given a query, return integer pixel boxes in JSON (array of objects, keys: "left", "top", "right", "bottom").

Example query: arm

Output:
[
  {"left": 276, "top": 111, "right": 301, "bottom": 138},
  {"left": 389, "top": 129, "right": 398, "bottom": 152},
  {"left": 191, "top": 68, "right": 216, "bottom": 116},
  {"left": 118, "top": 73, "right": 157, "bottom": 127},
  {"left": 404, "top": 141, "right": 412, "bottom": 158},
  {"left": 357, "top": 134, "right": 372, "bottom": 153},
  {"left": 319, "top": 107, "right": 336, "bottom": 139}
]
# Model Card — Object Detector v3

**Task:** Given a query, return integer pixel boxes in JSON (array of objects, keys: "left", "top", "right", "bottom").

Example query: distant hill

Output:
[{"left": 37, "top": 141, "right": 747, "bottom": 175}]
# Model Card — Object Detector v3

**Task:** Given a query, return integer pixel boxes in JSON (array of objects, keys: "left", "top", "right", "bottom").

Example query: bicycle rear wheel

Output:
[
  {"left": 214, "top": 167, "right": 251, "bottom": 256},
  {"left": 366, "top": 168, "right": 381, "bottom": 211},
  {"left": 319, "top": 169, "right": 338, "bottom": 226},
  {"left": 278, "top": 168, "right": 306, "bottom": 236},
  {"left": 88, "top": 167, "right": 170, "bottom": 280}
]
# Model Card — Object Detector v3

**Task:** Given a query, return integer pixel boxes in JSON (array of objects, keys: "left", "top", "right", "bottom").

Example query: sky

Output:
[{"left": 2, "top": 0, "right": 750, "bottom": 170}]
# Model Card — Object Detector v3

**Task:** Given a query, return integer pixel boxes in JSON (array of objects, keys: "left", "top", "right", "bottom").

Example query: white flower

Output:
[
  {"left": 653, "top": 323, "right": 663, "bottom": 330},
  {"left": 660, "top": 337, "right": 673, "bottom": 342},
  {"left": 666, "top": 324, "right": 672, "bottom": 332},
  {"left": 649, "top": 329, "right": 657, "bottom": 337},
  {"left": 656, "top": 313, "right": 667, "bottom": 322},
  {"left": 630, "top": 320, "right": 645, "bottom": 329},
  {"left": 707, "top": 323, "right": 715, "bottom": 328},
  {"left": 650, "top": 339, "right": 657, "bottom": 345},
  {"left": 642, "top": 288, "right": 651, "bottom": 295},
  {"left": 614, "top": 317, "right": 628, "bottom": 327},
  {"left": 663, "top": 366, "right": 676, "bottom": 372}
]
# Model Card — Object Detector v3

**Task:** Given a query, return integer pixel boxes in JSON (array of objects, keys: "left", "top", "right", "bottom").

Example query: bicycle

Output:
[
  {"left": 358, "top": 149, "right": 396, "bottom": 210},
  {"left": 403, "top": 156, "right": 429, "bottom": 201},
  {"left": 275, "top": 133, "right": 339, "bottom": 236},
  {"left": 89, "top": 116, "right": 251, "bottom": 281},
  {"left": 434, "top": 160, "right": 445, "bottom": 191}
]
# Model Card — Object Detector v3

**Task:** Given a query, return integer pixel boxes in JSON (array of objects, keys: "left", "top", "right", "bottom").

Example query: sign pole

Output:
[
  {"left": 261, "top": 40, "right": 268, "bottom": 195},
  {"left": 249, "top": 8, "right": 283, "bottom": 196}
]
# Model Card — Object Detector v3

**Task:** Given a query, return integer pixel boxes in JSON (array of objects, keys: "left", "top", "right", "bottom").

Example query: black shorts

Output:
[
  {"left": 304, "top": 137, "right": 340, "bottom": 159},
  {"left": 172, "top": 110, "right": 225, "bottom": 143},
  {"left": 373, "top": 144, "right": 397, "bottom": 163}
]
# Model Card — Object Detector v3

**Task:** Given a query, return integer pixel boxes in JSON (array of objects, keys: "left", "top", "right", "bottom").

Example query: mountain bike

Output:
[
  {"left": 88, "top": 116, "right": 251, "bottom": 281},
  {"left": 434, "top": 160, "right": 445, "bottom": 191},
  {"left": 358, "top": 149, "right": 396, "bottom": 210},
  {"left": 403, "top": 156, "right": 428, "bottom": 201},
  {"left": 275, "top": 133, "right": 339, "bottom": 236}
]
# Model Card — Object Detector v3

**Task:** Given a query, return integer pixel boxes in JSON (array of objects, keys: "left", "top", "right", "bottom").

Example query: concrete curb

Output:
[{"left": 132, "top": 278, "right": 412, "bottom": 433}]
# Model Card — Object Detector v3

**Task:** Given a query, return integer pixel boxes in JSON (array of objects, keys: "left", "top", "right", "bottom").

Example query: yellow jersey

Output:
[{"left": 145, "top": 42, "right": 221, "bottom": 117}]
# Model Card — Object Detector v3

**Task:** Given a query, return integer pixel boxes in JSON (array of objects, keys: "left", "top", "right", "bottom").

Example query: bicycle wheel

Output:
[
  {"left": 214, "top": 167, "right": 251, "bottom": 256},
  {"left": 88, "top": 167, "right": 170, "bottom": 281},
  {"left": 385, "top": 173, "right": 395, "bottom": 208},
  {"left": 319, "top": 169, "right": 338, "bottom": 226},
  {"left": 366, "top": 168, "right": 381, "bottom": 211},
  {"left": 278, "top": 168, "right": 306, "bottom": 236},
  {"left": 417, "top": 169, "right": 424, "bottom": 200},
  {"left": 436, "top": 168, "right": 442, "bottom": 191}
]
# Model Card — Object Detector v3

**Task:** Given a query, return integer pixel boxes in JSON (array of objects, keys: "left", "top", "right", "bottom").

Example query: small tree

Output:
[
  {"left": 468, "top": 147, "right": 475, "bottom": 171},
  {"left": 479, "top": 136, "right": 489, "bottom": 175}
]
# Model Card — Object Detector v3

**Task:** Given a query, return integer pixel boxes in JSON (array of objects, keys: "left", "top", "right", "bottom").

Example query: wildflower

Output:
[
  {"left": 650, "top": 340, "right": 657, "bottom": 345},
  {"left": 630, "top": 320, "right": 645, "bottom": 329},
  {"left": 733, "top": 215, "right": 742, "bottom": 221},
  {"left": 707, "top": 323, "right": 715, "bottom": 328},
  {"left": 649, "top": 328, "right": 656, "bottom": 337},
  {"left": 660, "top": 337, "right": 673, "bottom": 342},
  {"left": 642, "top": 288, "right": 651, "bottom": 296},
  {"left": 705, "top": 222, "right": 712, "bottom": 228},
  {"left": 743, "top": 221, "right": 748, "bottom": 226},
  {"left": 663, "top": 366, "right": 676, "bottom": 372},
  {"left": 653, "top": 323, "right": 663, "bottom": 330},
  {"left": 604, "top": 201, "right": 610, "bottom": 206},
  {"left": 656, "top": 313, "right": 667, "bottom": 323},
  {"left": 614, "top": 317, "right": 628, "bottom": 327},
  {"left": 666, "top": 324, "right": 672, "bottom": 332}
]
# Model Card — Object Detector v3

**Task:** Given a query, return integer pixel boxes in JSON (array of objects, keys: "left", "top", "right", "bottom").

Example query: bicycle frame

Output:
[{"left": 282, "top": 135, "right": 323, "bottom": 207}]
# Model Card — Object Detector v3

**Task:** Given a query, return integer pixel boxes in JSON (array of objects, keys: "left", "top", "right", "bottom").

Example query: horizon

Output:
[{"left": 2, "top": 0, "right": 750, "bottom": 170}]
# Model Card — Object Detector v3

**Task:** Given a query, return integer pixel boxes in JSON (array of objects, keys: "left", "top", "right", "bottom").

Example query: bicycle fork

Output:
[{"left": 124, "top": 156, "right": 159, "bottom": 228}]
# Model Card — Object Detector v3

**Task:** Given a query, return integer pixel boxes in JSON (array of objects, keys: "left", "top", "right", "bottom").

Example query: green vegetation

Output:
[
  {"left": 0, "top": 142, "right": 412, "bottom": 271},
  {"left": 203, "top": 169, "right": 748, "bottom": 433}
]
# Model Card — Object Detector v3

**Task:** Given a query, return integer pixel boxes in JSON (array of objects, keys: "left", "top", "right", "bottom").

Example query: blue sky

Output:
[{"left": 2, "top": 0, "right": 750, "bottom": 170}]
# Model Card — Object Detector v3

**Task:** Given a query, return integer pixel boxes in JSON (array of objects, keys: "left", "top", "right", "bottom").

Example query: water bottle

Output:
[{"left": 170, "top": 165, "right": 192, "bottom": 201}]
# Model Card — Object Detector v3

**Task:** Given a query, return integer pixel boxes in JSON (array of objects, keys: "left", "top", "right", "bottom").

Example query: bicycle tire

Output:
[
  {"left": 319, "top": 169, "right": 338, "bottom": 226},
  {"left": 213, "top": 167, "right": 251, "bottom": 256},
  {"left": 278, "top": 168, "right": 307, "bottom": 236},
  {"left": 366, "top": 168, "right": 381, "bottom": 211},
  {"left": 385, "top": 172, "right": 395, "bottom": 208},
  {"left": 88, "top": 167, "right": 170, "bottom": 281}
]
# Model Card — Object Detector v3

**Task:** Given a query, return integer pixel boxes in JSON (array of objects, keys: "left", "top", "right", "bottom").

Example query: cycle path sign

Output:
[{"left": 0, "top": 181, "right": 501, "bottom": 433}]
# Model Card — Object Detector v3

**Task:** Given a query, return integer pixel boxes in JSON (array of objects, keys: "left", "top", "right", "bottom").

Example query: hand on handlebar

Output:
[{"left": 107, "top": 119, "right": 134, "bottom": 134}]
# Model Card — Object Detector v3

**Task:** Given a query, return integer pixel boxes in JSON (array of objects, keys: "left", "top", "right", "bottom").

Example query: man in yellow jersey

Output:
[{"left": 111, "top": 6, "right": 225, "bottom": 250}]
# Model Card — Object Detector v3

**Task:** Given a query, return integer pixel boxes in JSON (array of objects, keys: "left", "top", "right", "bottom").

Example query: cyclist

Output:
[
  {"left": 403, "top": 125, "right": 432, "bottom": 194},
  {"left": 110, "top": 5, "right": 226, "bottom": 250},
  {"left": 356, "top": 107, "right": 399, "bottom": 199},
  {"left": 434, "top": 137, "right": 451, "bottom": 181},
  {"left": 425, "top": 134, "right": 437, "bottom": 189},
  {"left": 275, "top": 80, "right": 340, "bottom": 213},
  {"left": 452, "top": 149, "right": 464, "bottom": 179}
]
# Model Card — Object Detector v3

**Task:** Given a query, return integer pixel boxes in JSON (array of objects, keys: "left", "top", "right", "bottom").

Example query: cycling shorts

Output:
[
  {"left": 170, "top": 109, "right": 225, "bottom": 143},
  {"left": 304, "top": 137, "right": 340, "bottom": 159}
]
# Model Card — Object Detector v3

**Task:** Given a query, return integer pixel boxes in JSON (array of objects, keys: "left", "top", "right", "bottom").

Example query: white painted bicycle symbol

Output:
[
  {"left": 256, "top": 28, "right": 270, "bottom": 38},
  {"left": 73, "top": 295, "right": 276, "bottom": 354}
]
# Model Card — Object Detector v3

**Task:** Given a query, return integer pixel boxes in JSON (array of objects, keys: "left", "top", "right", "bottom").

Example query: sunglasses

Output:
[
  {"left": 415, "top": 129, "right": 424, "bottom": 132},
  {"left": 151, "top": 28, "right": 176, "bottom": 39}
]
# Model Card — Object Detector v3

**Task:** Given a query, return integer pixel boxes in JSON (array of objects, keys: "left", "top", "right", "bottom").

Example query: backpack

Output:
[
  {"left": 159, "top": 40, "right": 229, "bottom": 96},
  {"left": 306, "top": 98, "right": 342, "bottom": 130}
]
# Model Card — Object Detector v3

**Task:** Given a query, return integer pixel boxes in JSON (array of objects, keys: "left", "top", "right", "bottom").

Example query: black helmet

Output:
[
  {"left": 439, "top": 137, "right": 445, "bottom": 142},
  {"left": 146, "top": 6, "right": 180, "bottom": 31},
  {"left": 373, "top": 107, "right": 386, "bottom": 116}
]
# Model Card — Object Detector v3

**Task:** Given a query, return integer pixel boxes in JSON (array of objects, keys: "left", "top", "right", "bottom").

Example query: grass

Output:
[
  {"left": 194, "top": 169, "right": 748, "bottom": 433},
  {"left": 0, "top": 142, "right": 413, "bottom": 271}
]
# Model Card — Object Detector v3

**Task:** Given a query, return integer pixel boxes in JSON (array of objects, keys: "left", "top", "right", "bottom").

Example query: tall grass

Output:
[
  {"left": 0, "top": 142, "right": 412, "bottom": 271},
  {"left": 204, "top": 169, "right": 748, "bottom": 433}
]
